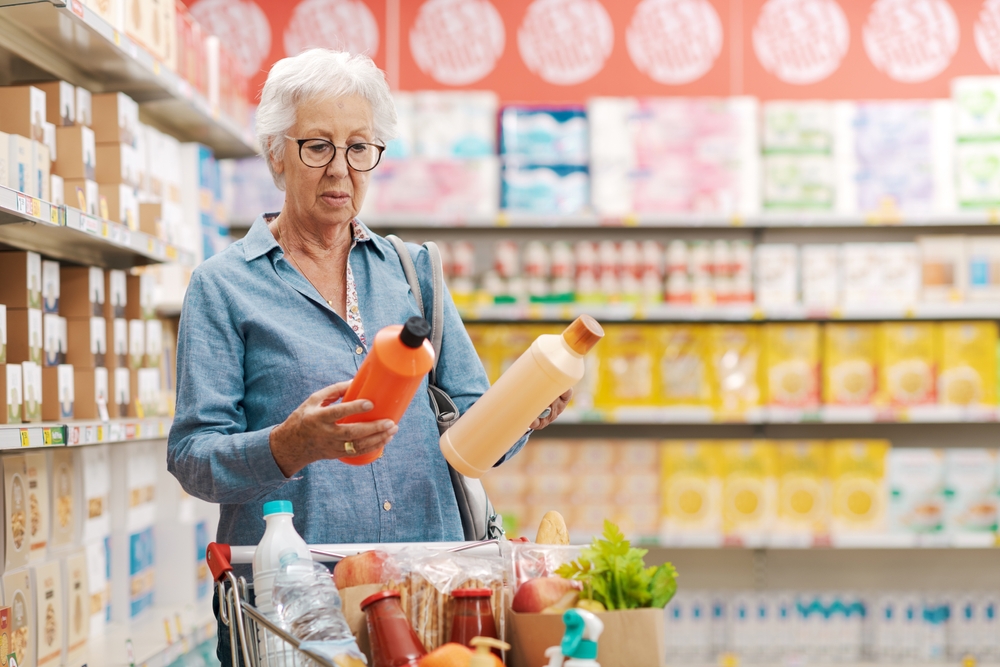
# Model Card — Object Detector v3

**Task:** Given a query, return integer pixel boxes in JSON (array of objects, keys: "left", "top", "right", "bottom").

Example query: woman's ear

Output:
[{"left": 269, "top": 141, "right": 285, "bottom": 178}]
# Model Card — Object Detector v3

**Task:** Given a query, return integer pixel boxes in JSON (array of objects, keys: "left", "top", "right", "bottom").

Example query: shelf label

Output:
[
  {"left": 153, "top": 61, "right": 161, "bottom": 76},
  {"left": 19, "top": 430, "right": 29, "bottom": 448},
  {"left": 121, "top": 229, "right": 131, "bottom": 246},
  {"left": 83, "top": 216, "right": 100, "bottom": 235},
  {"left": 113, "top": 31, "right": 121, "bottom": 46},
  {"left": 125, "top": 422, "right": 137, "bottom": 439},
  {"left": 32, "top": 199, "right": 41, "bottom": 218},
  {"left": 50, "top": 207, "right": 60, "bottom": 225},
  {"left": 101, "top": 222, "right": 109, "bottom": 238},
  {"left": 96, "top": 425, "right": 103, "bottom": 441},
  {"left": 15, "top": 195, "right": 27, "bottom": 214},
  {"left": 166, "top": 246, "right": 178, "bottom": 261},
  {"left": 42, "top": 428, "right": 52, "bottom": 446},
  {"left": 68, "top": 426, "right": 79, "bottom": 446},
  {"left": 70, "top": 0, "right": 84, "bottom": 18},
  {"left": 84, "top": 425, "right": 94, "bottom": 443}
]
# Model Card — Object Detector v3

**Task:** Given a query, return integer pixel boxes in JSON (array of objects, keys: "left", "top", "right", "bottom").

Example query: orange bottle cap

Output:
[{"left": 562, "top": 315, "right": 604, "bottom": 355}]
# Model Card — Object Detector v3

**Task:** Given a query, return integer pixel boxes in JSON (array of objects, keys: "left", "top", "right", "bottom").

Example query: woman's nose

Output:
[{"left": 326, "top": 150, "right": 350, "bottom": 178}]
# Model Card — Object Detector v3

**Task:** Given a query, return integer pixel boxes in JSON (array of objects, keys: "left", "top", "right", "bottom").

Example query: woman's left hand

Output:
[{"left": 530, "top": 388, "right": 573, "bottom": 430}]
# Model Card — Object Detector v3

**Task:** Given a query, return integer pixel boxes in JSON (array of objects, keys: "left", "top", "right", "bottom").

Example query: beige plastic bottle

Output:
[{"left": 441, "top": 315, "right": 604, "bottom": 478}]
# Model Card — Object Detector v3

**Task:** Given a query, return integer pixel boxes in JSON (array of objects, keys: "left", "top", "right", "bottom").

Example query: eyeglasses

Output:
[{"left": 285, "top": 136, "right": 385, "bottom": 172}]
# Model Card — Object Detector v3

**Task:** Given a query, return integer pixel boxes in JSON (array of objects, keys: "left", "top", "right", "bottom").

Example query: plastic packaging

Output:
[
  {"left": 440, "top": 315, "right": 604, "bottom": 478},
  {"left": 362, "top": 590, "right": 427, "bottom": 667},
  {"left": 272, "top": 556, "right": 366, "bottom": 663},
  {"left": 252, "top": 500, "right": 310, "bottom": 615},
  {"left": 337, "top": 317, "right": 435, "bottom": 465}
]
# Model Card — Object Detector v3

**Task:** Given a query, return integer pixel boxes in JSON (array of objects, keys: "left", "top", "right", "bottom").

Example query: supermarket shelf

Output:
[
  {"left": 460, "top": 302, "right": 1000, "bottom": 323},
  {"left": 0, "top": 416, "right": 170, "bottom": 449},
  {"left": 0, "top": 0, "right": 256, "bottom": 158},
  {"left": 0, "top": 186, "right": 195, "bottom": 267},
  {"left": 653, "top": 533, "right": 998, "bottom": 550},
  {"left": 363, "top": 210, "right": 1000, "bottom": 230},
  {"left": 557, "top": 405, "right": 1000, "bottom": 425},
  {"left": 88, "top": 604, "right": 216, "bottom": 667}
]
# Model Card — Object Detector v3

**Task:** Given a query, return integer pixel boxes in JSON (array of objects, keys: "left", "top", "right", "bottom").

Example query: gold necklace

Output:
[{"left": 275, "top": 222, "right": 335, "bottom": 308}]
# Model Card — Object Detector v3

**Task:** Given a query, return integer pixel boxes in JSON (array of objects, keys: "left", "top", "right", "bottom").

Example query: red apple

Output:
[
  {"left": 511, "top": 576, "right": 582, "bottom": 614},
  {"left": 333, "top": 550, "right": 391, "bottom": 589}
]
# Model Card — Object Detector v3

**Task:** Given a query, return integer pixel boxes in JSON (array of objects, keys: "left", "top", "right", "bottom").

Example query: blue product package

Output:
[
  {"left": 501, "top": 163, "right": 589, "bottom": 214},
  {"left": 500, "top": 106, "right": 588, "bottom": 165},
  {"left": 196, "top": 520, "right": 209, "bottom": 600},
  {"left": 130, "top": 526, "right": 155, "bottom": 617}
]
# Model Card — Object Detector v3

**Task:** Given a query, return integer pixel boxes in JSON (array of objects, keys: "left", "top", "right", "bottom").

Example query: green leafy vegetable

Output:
[{"left": 555, "top": 520, "right": 679, "bottom": 610}]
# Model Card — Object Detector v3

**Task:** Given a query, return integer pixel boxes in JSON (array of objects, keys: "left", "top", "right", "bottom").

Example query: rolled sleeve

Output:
[{"left": 167, "top": 272, "right": 289, "bottom": 504}]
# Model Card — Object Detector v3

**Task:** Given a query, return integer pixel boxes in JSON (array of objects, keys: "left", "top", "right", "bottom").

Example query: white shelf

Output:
[
  {"left": 364, "top": 210, "right": 1000, "bottom": 230},
  {"left": 87, "top": 604, "right": 216, "bottom": 667},
  {"left": 0, "top": 1, "right": 256, "bottom": 158},
  {"left": 0, "top": 417, "right": 171, "bottom": 449},
  {"left": 461, "top": 302, "right": 1000, "bottom": 323},
  {"left": 0, "top": 185, "right": 195, "bottom": 268},
  {"left": 653, "top": 533, "right": 998, "bottom": 550},
  {"left": 557, "top": 405, "right": 1000, "bottom": 425}
]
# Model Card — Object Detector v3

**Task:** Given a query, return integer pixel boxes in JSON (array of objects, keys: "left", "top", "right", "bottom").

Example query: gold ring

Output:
[{"left": 344, "top": 441, "right": 356, "bottom": 455}]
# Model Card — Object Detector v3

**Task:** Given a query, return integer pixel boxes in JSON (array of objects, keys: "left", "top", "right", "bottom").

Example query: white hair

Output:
[{"left": 255, "top": 49, "right": 399, "bottom": 189}]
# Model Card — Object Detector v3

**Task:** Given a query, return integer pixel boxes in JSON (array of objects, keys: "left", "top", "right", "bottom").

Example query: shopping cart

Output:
[{"left": 207, "top": 540, "right": 504, "bottom": 667}]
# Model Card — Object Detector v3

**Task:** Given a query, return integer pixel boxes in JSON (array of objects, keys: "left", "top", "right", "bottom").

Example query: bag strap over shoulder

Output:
[{"left": 386, "top": 235, "right": 444, "bottom": 383}]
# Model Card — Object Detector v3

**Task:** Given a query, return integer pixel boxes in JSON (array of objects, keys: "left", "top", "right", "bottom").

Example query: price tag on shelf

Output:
[
  {"left": 50, "top": 207, "right": 60, "bottom": 225},
  {"left": 96, "top": 425, "right": 104, "bottom": 441},
  {"left": 31, "top": 199, "right": 41, "bottom": 218},
  {"left": 121, "top": 228, "right": 131, "bottom": 246},
  {"left": 70, "top": 0, "right": 84, "bottom": 18},
  {"left": 623, "top": 213, "right": 639, "bottom": 227},
  {"left": 153, "top": 61, "right": 161, "bottom": 75},
  {"left": 166, "top": 245, "right": 178, "bottom": 261},
  {"left": 113, "top": 31, "right": 121, "bottom": 46},
  {"left": 84, "top": 425, "right": 94, "bottom": 444},
  {"left": 729, "top": 214, "right": 744, "bottom": 227},
  {"left": 495, "top": 212, "right": 509, "bottom": 227},
  {"left": 42, "top": 428, "right": 52, "bottom": 446},
  {"left": 125, "top": 422, "right": 137, "bottom": 439},
  {"left": 19, "top": 429, "right": 29, "bottom": 448},
  {"left": 15, "top": 194, "right": 27, "bottom": 214},
  {"left": 68, "top": 426, "right": 79, "bottom": 446}
]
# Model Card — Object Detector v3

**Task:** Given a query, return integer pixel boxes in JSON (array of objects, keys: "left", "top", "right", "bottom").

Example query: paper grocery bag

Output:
[
  {"left": 341, "top": 584, "right": 382, "bottom": 659},
  {"left": 507, "top": 608, "right": 666, "bottom": 667}
]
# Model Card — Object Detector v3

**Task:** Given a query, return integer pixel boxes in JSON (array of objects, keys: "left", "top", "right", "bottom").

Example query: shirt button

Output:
[
  {"left": 383, "top": 501, "right": 392, "bottom": 511},
  {"left": 355, "top": 346, "right": 364, "bottom": 355}
]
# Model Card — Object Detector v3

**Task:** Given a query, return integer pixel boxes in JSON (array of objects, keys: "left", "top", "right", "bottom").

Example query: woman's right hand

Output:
[{"left": 269, "top": 381, "right": 398, "bottom": 477}]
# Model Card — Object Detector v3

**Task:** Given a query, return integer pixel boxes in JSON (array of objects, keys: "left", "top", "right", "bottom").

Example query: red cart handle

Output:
[{"left": 207, "top": 543, "right": 233, "bottom": 582}]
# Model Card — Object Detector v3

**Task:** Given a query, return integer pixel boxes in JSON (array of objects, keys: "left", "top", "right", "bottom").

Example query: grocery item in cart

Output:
[
  {"left": 362, "top": 589, "right": 427, "bottom": 667},
  {"left": 252, "top": 500, "right": 310, "bottom": 617},
  {"left": 336, "top": 317, "right": 435, "bottom": 465},
  {"left": 440, "top": 315, "right": 604, "bottom": 478},
  {"left": 449, "top": 588, "right": 498, "bottom": 648}
]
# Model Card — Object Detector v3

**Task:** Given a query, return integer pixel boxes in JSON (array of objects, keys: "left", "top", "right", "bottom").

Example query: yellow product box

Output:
[
  {"left": 24, "top": 453, "right": 49, "bottom": 562},
  {"left": 570, "top": 440, "right": 618, "bottom": 474},
  {"left": 3, "top": 455, "right": 30, "bottom": 572},
  {"left": 829, "top": 440, "right": 889, "bottom": 535},
  {"left": 878, "top": 323, "right": 937, "bottom": 407},
  {"left": 657, "top": 325, "right": 711, "bottom": 407},
  {"left": 775, "top": 441, "right": 829, "bottom": 536},
  {"left": 823, "top": 323, "right": 878, "bottom": 406},
  {"left": 938, "top": 321, "right": 998, "bottom": 407},
  {"left": 660, "top": 441, "right": 722, "bottom": 542},
  {"left": 708, "top": 325, "right": 761, "bottom": 416},
  {"left": 720, "top": 441, "right": 777, "bottom": 537},
  {"left": 49, "top": 450, "right": 76, "bottom": 549},
  {"left": 595, "top": 325, "right": 656, "bottom": 408},
  {"left": 3, "top": 568, "right": 33, "bottom": 667},
  {"left": 31, "top": 560, "right": 62, "bottom": 667},
  {"left": 763, "top": 323, "right": 821, "bottom": 408}
]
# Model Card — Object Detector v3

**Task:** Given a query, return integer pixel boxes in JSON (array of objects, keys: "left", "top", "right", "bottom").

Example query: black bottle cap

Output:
[{"left": 400, "top": 316, "right": 431, "bottom": 349}]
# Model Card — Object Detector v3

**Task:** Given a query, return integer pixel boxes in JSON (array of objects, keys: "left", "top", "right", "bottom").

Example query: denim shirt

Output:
[{"left": 167, "top": 215, "right": 526, "bottom": 550}]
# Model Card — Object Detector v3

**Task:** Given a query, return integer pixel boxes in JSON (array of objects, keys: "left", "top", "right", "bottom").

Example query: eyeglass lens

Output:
[{"left": 299, "top": 139, "right": 382, "bottom": 171}]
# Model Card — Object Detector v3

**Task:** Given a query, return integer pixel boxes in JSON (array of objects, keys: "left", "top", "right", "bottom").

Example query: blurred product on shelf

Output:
[
  {"left": 220, "top": 157, "right": 284, "bottom": 226},
  {"left": 466, "top": 321, "right": 1000, "bottom": 416}
]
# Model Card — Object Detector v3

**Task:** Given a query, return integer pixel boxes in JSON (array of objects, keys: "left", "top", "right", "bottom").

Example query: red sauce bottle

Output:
[
  {"left": 361, "top": 590, "right": 427, "bottom": 667},
  {"left": 337, "top": 317, "right": 435, "bottom": 466},
  {"left": 449, "top": 588, "right": 498, "bottom": 650}
]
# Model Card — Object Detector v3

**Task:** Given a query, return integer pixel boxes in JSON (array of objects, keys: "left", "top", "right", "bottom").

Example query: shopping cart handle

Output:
[{"left": 207, "top": 543, "right": 233, "bottom": 582}]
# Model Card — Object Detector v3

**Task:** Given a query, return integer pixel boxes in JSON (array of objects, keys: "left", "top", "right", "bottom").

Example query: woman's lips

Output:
[{"left": 321, "top": 192, "right": 351, "bottom": 206}]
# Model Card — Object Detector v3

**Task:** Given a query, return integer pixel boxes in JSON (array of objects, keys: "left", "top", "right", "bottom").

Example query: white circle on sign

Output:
[
  {"left": 752, "top": 0, "right": 850, "bottom": 85},
  {"left": 189, "top": 0, "right": 272, "bottom": 79},
  {"left": 410, "top": 0, "right": 506, "bottom": 86},
  {"left": 975, "top": 0, "right": 1000, "bottom": 72},
  {"left": 284, "top": 0, "right": 379, "bottom": 58},
  {"left": 518, "top": 0, "right": 614, "bottom": 86},
  {"left": 863, "top": 0, "right": 959, "bottom": 82},
  {"left": 627, "top": 0, "right": 723, "bottom": 85}
]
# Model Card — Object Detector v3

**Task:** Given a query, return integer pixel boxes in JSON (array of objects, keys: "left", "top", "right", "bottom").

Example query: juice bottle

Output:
[
  {"left": 361, "top": 590, "right": 427, "bottom": 667},
  {"left": 337, "top": 317, "right": 435, "bottom": 465},
  {"left": 440, "top": 315, "right": 604, "bottom": 478}
]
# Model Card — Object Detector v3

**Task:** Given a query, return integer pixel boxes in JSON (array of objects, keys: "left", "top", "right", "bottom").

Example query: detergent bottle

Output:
[
  {"left": 544, "top": 608, "right": 605, "bottom": 667},
  {"left": 337, "top": 316, "right": 435, "bottom": 465}
]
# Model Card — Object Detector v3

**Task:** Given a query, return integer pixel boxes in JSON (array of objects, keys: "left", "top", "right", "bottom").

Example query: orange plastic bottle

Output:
[{"left": 337, "top": 316, "right": 435, "bottom": 466}]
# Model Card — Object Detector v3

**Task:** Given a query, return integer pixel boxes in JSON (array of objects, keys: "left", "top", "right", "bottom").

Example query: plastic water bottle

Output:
[{"left": 273, "top": 556, "right": 366, "bottom": 663}]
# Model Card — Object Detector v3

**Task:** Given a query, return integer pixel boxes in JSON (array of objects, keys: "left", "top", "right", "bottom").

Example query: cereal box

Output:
[
  {"left": 763, "top": 323, "right": 821, "bottom": 408},
  {"left": 0, "top": 606, "right": 9, "bottom": 667},
  {"left": 775, "top": 441, "right": 829, "bottom": 537},
  {"left": 657, "top": 325, "right": 711, "bottom": 407},
  {"left": 708, "top": 325, "right": 761, "bottom": 416},
  {"left": 938, "top": 322, "right": 998, "bottom": 407},
  {"left": 3, "top": 568, "right": 34, "bottom": 667},
  {"left": 78, "top": 446, "right": 110, "bottom": 543},
  {"left": 661, "top": 441, "right": 722, "bottom": 544},
  {"left": 23, "top": 454, "right": 48, "bottom": 562},
  {"left": 887, "top": 449, "right": 945, "bottom": 535},
  {"left": 719, "top": 441, "right": 777, "bottom": 539},
  {"left": 595, "top": 325, "right": 656, "bottom": 408},
  {"left": 4, "top": 455, "right": 30, "bottom": 572},
  {"left": 824, "top": 324, "right": 878, "bottom": 406},
  {"left": 31, "top": 560, "right": 61, "bottom": 666},
  {"left": 878, "top": 323, "right": 937, "bottom": 407},
  {"left": 63, "top": 550, "right": 88, "bottom": 665},
  {"left": 829, "top": 440, "right": 889, "bottom": 535},
  {"left": 944, "top": 449, "right": 997, "bottom": 535},
  {"left": 49, "top": 450, "right": 75, "bottom": 549}
]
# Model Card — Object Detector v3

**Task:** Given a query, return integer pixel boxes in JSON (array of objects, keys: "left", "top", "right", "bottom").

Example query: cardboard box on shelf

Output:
[
  {"left": 112, "top": 367, "right": 130, "bottom": 419},
  {"left": 21, "top": 361, "right": 41, "bottom": 423},
  {"left": 4, "top": 454, "right": 31, "bottom": 571},
  {"left": 31, "top": 559, "right": 62, "bottom": 666},
  {"left": 0, "top": 252, "right": 41, "bottom": 310},
  {"left": 878, "top": 322, "right": 938, "bottom": 407},
  {"left": 65, "top": 317, "right": 106, "bottom": 369},
  {"left": 104, "top": 270, "right": 126, "bottom": 320},
  {"left": 40, "top": 261, "right": 58, "bottom": 315},
  {"left": 6, "top": 308, "right": 43, "bottom": 366},
  {"left": 8, "top": 133, "right": 33, "bottom": 196},
  {"left": 0, "top": 86, "right": 46, "bottom": 143},
  {"left": 944, "top": 449, "right": 997, "bottom": 535},
  {"left": 73, "top": 87, "right": 91, "bottom": 128},
  {"left": 125, "top": 273, "right": 154, "bottom": 320},
  {"left": 59, "top": 267, "right": 104, "bottom": 319},
  {"left": 95, "top": 143, "right": 139, "bottom": 187},
  {"left": 138, "top": 202, "right": 160, "bottom": 237},
  {"left": 62, "top": 179, "right": 98, "bottom": 217},
  {"left": 144, "top": 320, "right": 162, "bottom": 369},
  {"left": 63, "top": 550, "right": 88, "bottom": 664},
  {"left": 0, "top": 305, "right": 4, "bottom": 365},
  {"left": 829, "top": 440, "right": 889, "bottom": 536},
  {"left": 24, "top": 452, "right": 49, "bottom": 563},
  {"left": 0, "top": 606, "right": 9, "bottom": 667},
  {"left": 41, "top": 365, "right": 73, "bottom": 421},
  {"left": 53, "top": 126, "right": 95, "bottom": 182},
  {"left": 57, "top": 318, "right": 67, "bottom": 370},
  {"left": 49, "top": 174, "right": 63, "bottom": 207},
  {"left": 42, "top": 314, "right": 59, "bottom": 367},
  {"left": 97, "top": 183, "right": 138, "bottom": 227},
  {"left": 824, "top": 323, "right": 878, "bottom": 406},
  {"left": 79, "top": 445, "right": 110, "bottom": 545},
  {"left": 30, "top": 81, "right": 74, "bottom": 127},
  {"left": 1, "top": 364, "right": 22, "bottom": 425},
  {"left": 938, "top": 321, "right": 998, "bottom": 407},
  {"left": 108, "top": 318, "right": 127, "bottom": 369},
  {"left": 50, "top": 450, "right": 77, "bottom": 550},
  {"left": 91, "top": 93, "right": 138, "bottom": 147},
  {"left": 887, "top": 448, "right": 945, "bottom": 535},
  {"left": 127, "top": 320, "right": 144, "bottom": 370},
  {"left": 32, "top": 142, "right": 50, "bottom": 202},
  {"left": 3, "top": 567, "right": 35, "bottom": 667},
  {"left": 919, "top": 235, "right": 966, "bottom": 303},
  {"left": 136, "top": 368, "right": 160, "bottom": 417},
  {"left": 41, "top": 123, "right": 55, "bottom": 165},
  {"left": 71, "top": 367, "right": 108, "bottom": 421},
  {"left": 509, "top": 608, "right": 665, "bottom": 667}
]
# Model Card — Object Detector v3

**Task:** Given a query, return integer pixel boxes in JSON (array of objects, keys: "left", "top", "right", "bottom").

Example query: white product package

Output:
[{"left": 754, "top": 244, "right": 799, "bottom": 307}]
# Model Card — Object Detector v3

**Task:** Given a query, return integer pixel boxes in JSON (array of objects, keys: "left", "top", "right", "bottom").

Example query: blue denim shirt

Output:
[{"left": 167, "top": 215, "right": 526, "bottom": 550}]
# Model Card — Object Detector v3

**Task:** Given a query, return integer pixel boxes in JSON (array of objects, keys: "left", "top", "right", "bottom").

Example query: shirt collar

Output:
[{"left": 242, "top": 214, "right": 383, "bottom": 262}]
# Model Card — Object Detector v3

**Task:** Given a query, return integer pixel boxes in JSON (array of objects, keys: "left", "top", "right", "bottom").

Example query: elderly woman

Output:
[{"left": 167, "top": 49, "right": 569, "bottom": 661}]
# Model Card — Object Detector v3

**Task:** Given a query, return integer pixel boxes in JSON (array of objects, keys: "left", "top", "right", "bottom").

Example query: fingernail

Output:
[
  {"left": 389, "top": 426, "right": 399, "bottom": 435},
  {"left": 382, "top": 420, "right": 396, "bottom": 430},
  {"left": 361, "top": 401, "right": 374, "bottom": 411}
]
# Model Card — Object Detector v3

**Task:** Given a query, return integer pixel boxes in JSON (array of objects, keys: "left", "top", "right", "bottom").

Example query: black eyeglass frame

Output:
[{"left": 285, "top": 136, "right": 386, "bottom": 172}]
